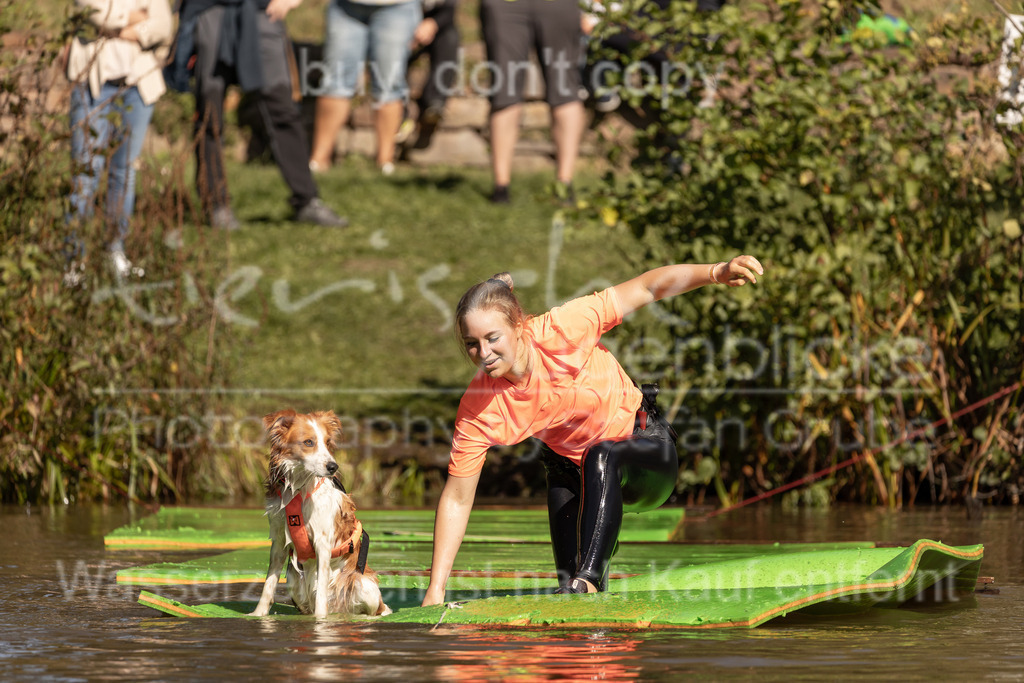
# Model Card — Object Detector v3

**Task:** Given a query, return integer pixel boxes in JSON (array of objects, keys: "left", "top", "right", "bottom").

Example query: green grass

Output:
[{"left": 193, "top": 157, "right": 636, "bottom": 420}]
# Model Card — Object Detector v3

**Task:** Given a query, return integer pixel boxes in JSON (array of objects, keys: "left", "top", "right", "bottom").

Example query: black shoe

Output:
[
  {"left": 411, "top": 107, "right": 443, "bottom": 150},
  {"left": 553, "top": 578, "right": 590, "bottom": 594},
  {"left": 294, "top": 198, "right": 348, "bottom": 227},
  {"left": 490, "top": 185, "right": 510, "bottom": 204},
  {"left": 420, "top": 103, "right": 444, "bottom": 126}
]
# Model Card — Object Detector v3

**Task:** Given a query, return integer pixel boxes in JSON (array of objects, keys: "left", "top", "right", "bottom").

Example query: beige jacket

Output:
[{"left": 66, "top": 0, "right": 174, "bottom": 105}]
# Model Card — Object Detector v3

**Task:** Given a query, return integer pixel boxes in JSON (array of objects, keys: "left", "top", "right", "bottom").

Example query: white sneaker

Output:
[
  {"left": 109, "top": 250, "right": 144, "bottom": 281},
  {"left": 594, "top": 90, "right": 622, "bottom": 114},
  {"left": 63, "top": 261, "right": 86, "bottom": 288},
  {"left": 380, "top": 161, "right": 395, "bottom": 176}
]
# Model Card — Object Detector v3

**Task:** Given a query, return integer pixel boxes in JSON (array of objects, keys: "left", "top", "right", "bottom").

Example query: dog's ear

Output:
[
  {"left": 263, "top": 409, "right": 297, "bottom": 446},
  {"left": 314, "top": 410, "right": 343, "bottom": 441}
]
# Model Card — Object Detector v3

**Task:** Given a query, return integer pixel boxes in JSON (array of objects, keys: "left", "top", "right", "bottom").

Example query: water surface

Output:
[{"left": 1, "top": 503, "right": 1020, "bottom": 681}]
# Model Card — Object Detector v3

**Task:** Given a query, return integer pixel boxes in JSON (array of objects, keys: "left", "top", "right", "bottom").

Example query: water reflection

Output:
[
  {"left": 274, "top": 619, "right": 368, "bottom": 680},
  {"left": 430, "top": 630, "right": 643, "bottom": 681}
]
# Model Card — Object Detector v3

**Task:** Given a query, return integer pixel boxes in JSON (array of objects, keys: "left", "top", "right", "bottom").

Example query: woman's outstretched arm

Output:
[
  {"left": 422, "top": 471, "right": 481, "bottom": 606},
  {"left": 612, "top": 255, "right": 764, "bottom": 318}
]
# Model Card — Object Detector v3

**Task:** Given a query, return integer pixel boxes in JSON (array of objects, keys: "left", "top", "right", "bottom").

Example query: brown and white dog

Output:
[{"left": 250, "top": 409, "right": 390, "bottom": 618}]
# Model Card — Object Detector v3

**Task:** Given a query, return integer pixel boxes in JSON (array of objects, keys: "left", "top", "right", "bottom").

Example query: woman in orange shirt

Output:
[{"left": 422, "top": 256, "right": 764, "bottom": 603}]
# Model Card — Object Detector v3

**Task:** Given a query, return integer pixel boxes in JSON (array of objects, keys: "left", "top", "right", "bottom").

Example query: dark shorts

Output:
[{"left": 478, "top": 0, "right": 582, "bottom": 111}]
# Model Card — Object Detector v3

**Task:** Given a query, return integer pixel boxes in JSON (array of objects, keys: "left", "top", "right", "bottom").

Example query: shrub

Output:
[{"left": 593, "top": 0, "right": 1024, "bottom": 506}]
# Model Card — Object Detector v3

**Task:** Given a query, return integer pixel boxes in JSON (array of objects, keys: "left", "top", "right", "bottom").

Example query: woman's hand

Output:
[
  {"left": 118, "top": 9, "right": 147, "bottom": 42},
  {"left": 712, "top": 255, "right": 764, "bottom": 287},
  {"left": 119, "top": 25, "right": 139, "bottom": 41},
  {"left": 411, "top": 18, "right": 439, "bottom": 48},
  {"left": 266, "top": 0, "right": 302, "bottom": 22}
]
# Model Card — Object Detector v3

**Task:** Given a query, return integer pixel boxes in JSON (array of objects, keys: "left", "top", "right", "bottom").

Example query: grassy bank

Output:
[
  {"left": 188, "top": 158, "right": 638, "bottom": 478},
  {"left": 95, "top": 152, "right": 641, "bottom": 504},
  {"left": 216, "top": 160, "right": 630, "bottom": 398}
]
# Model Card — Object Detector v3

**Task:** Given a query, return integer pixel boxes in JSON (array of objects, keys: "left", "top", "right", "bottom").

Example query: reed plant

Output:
[{"left": 0, "top": 1, "right": 240, "bottom": 504}]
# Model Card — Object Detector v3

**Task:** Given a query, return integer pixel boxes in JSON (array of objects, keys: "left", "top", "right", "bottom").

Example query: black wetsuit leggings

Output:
[{"left": 541, "top": 385, "right": 678, "bottom": 590}]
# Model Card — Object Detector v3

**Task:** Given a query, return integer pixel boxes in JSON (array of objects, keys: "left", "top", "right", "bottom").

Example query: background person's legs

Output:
[
  {"left": 67, "top": 82, "right": 116, "bottom": 270},
  {"left": 550, "top": 100, "right": 584, "bottom": 186},
  {"left": 105, "top": 87, "right": 154, "bottom": 253},
  {"left": 192, "top": 6, "right": 231, "bottom": 215},
  {"left": 406, "top": 15, "right": 459, "bottom": 151},
  {"left": 365, "top": 0, "right": 420, "bottom": 171},
  {"left": 374, "top": 100, "right": 403, "bottom": 170},
  {"left": 488, "top": 104, "right": 522, "bottom": 191},
  {"left": 309, "top": 0, "right": 368, "bottom": 170},
  {"left": 255, "top": 12, "right": 319, "bottom": 211},
  {"left": 69, "top": 84, "right": 112, "bottom": 226},
  {"left": 420, "top": 13, "right": 460, "bottom": 115},
  {"left": 309, "top": 97, "right": 351, "bottom": 170},
  {"left": 480, "top": 0, "right": 532, "bottom": 200},
  {"left": 534, "top": 0, "right": 584, "bottom": 190}
]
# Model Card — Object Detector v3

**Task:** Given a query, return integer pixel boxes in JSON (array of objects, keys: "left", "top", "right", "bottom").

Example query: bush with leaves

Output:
[
  {"left": 0, "top": 3, "right": 247, "bottom": 504},
  {"left": 592, "top": 0, "right": 1024, "bottom": 507}
]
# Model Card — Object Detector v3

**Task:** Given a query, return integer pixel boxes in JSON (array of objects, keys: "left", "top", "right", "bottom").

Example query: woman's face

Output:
[{"left": 461, "top": 307, "right": 523, "bottom": 380}]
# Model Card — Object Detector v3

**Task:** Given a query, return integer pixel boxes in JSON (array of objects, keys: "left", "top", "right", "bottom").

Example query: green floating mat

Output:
[
  {"left": 139, "top": 592, "right": 302, "bottom": 618},
  {"left": 105, "top": 507, "right": 685, "bottom": 549},
  {"left": 115, "top": 539, "right": 876, "bottom": 589},
  {"left": 107, "top": 508, "right": 269, "bottom": 549},
  {"left": 137, "top": 540, "right": 983, "bottom": 629}
]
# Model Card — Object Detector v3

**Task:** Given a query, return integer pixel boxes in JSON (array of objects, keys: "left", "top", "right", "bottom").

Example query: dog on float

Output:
[{"left": 250, "top": 409, "right": 390, "bottom": 618}]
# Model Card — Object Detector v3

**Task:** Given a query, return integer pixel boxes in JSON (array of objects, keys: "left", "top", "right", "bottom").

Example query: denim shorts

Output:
[{"left": 321, "top": 0, "right": 422, "bottom": 102}]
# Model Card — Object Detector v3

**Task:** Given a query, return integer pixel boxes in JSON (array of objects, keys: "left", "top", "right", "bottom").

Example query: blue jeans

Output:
[
  {"left": 68, "top": 82, "right": 154, "bottom": 255},
  {"left": 321, "top": 0, "right": 421, "bottom": 102}
]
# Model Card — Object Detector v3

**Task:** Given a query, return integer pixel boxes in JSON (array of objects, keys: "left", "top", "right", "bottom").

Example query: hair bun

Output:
[{"left": 487, "top": 272, "right": 514, "bottom": 291}]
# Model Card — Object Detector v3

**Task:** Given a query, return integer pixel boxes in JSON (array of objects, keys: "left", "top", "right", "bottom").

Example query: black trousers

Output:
[
  {"left": 542, "top": 385, "right": 678, "bottom": 590},
  {"left": 192, "top": 6, "right": 318, "bottom": 212},
  {"left": 408, "top": 15, "right": 459, "bottom": 113}
]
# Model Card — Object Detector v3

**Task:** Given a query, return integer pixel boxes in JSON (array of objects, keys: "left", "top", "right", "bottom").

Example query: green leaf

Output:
[{"left": 1003, "top": 218, "right": 1022, "bottom": 239}]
